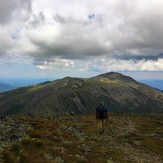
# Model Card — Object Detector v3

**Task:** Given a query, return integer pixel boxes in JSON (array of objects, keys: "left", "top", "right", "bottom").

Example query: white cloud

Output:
[
  {"left": 0, "top": 0, "right": 163, "bottom": 73},
  {"left": 0, "top": 28, "right": 16, "bottom": 56},
  {"left": 87, "top": 57, "right": 163, "bottom": 72},
  {"left": 35, "top": 59, "right": 74, "bottom": 70},
  {"left": 23, "top": 0, "right": 163, "bottom": 60}
]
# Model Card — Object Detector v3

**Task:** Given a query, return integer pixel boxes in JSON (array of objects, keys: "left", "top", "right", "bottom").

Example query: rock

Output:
[
  {"left": 133, "top": 140, "right": 143, "bottom": 146},
  {"left": 151, "top": 132, "right": 163, "bottom": 139},
  {"left": 80, "top": 144, "right": 92, "bottom": 154},
  {"left": 70, "top": 111, "right": 76, "bottom": 115},
  {"left": 53, "top": 146, "right": 66, "bottom": 153},
  {"left": 66, "top": 127, "right": 86, "bottom": 141},
  {"left": 67, "top": 127, "right": 76, "bottom": 132},
  {"left": 53, "top": 156, "right": 64, "bottom": 163},
  {"left": 106, "top": 159, "right": 115, "bottom": 163},
  {"left": 44, "top": 154, "right": 53, "bottom": 160},
  {"left": 0, "top": 116, "right": 29, "bottom": 151},
  {"left": 0, "top": 158, "right": 4, "bottom": 163}
]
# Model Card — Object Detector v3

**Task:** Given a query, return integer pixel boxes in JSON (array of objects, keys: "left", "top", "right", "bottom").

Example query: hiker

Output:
[{"left": 96, "top": 102, "right": 108, "bottom": 133}]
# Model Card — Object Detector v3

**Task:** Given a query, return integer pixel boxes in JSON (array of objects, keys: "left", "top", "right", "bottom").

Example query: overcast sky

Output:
[{"left": 0, "top": 0, "right": 163, "bottom": 80}]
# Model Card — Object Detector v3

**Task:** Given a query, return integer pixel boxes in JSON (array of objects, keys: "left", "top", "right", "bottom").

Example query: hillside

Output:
[
  {"left": 0, "top": 114, "right": 163, "bottom": 163},
  {"left": 0, "top": 72, "right": 163, "bottom": 115}
]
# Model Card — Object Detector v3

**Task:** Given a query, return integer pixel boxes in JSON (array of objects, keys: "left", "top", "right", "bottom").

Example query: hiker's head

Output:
[{"left": 100, "top": 102, "right": 104, "bottom": 106}]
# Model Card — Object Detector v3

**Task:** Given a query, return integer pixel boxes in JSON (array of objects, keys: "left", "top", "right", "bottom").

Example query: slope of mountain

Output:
[
  {"left": 0, "top": 72, "right": 163, "bottom": 115},
  {"left": 0, "top": 83, "right": 15, "bottom": 93}
]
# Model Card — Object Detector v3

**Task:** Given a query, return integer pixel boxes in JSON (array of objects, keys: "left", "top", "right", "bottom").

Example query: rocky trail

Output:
[{"left": 0, "top": 114, "right": 163, "bottom": 163}]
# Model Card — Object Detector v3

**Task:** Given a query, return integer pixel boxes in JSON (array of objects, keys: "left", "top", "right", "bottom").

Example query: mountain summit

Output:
[{"left": 0, "top": 72, "right": 163, "bottom": 115}]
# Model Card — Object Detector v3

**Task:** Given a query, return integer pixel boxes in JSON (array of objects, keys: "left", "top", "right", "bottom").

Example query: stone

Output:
[
  {"left": 0, "top": 116, "right": 29, "bottom": 152},
  {"left": 53, "top": 146, "right": 66, "bottom": 153},
  {"left": 53, "top": 156, "right": 64, "bottom": 163},
  {"left": 80, "top": 144, "right": 92, "bottom": 154},
  {"left": 44, "top": 154, "right": 53, "bottom": 160},
  {"left": 106, "top": 159, "right": 115, "bottom": 163},
  {"left": 0, "top": 158, "right": 4, "bottom": 163},
  {"left": 133, "top": 140, "right": 143, "bottom": 146},
  {"left": 70, "top": 111, "right": 76, "bottom": 115}
]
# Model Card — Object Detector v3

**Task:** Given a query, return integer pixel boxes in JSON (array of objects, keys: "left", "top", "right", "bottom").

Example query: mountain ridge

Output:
[{"left": 0, "top": 72, "right": 163, "bottom": 115}]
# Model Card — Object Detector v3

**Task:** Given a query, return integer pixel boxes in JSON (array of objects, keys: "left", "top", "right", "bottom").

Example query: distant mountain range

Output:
[
  {"left": 0, "top": 78, "right": 55, "bottom": 88},
  {"left": 0, "top": 72, "right": 163, "bottom": 115},
  {"left": 0, "top": 83, "right": 15, "bottom": 93},
  {"left": 139, "top": 80, "right": 163, "bottom": 91}
]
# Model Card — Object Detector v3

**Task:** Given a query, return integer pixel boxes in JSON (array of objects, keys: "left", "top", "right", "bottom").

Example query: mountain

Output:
[
  {"left": 0, "top": 83, "right": 15, "bottom": 93},
  {"left": 0, "top": 72, "right": 163, "bottom": 115}
]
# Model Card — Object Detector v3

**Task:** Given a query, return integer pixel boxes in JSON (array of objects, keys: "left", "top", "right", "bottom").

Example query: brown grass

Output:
[{"left": 2, "top": 114, "right": 163, "bottom": 162}]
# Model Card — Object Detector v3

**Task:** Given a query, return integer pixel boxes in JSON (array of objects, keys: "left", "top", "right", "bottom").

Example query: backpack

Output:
[{"left": 98, "top": 106, "right": 106, "bottom": 119}]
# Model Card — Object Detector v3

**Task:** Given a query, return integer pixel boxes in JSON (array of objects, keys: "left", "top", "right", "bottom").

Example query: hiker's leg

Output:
[
  {"left": 101, "top": 119, "right": 104, "bottom": 128},
  {"left": 97, "top": 120, "right": 101, "bottom": 129},
  {"left": 102, "top": 119, "right": 105, "bottom": 132},
  {"left": 97, "top": 120, "right": 103, "bottom": 133},
  {"left": 99, "top": 120, "right": 103, "bottom": 129}
]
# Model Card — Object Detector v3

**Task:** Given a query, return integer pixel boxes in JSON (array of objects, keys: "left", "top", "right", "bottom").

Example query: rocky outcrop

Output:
[{"left": 0, "top": 115, "right": 30, "bottom": 162}]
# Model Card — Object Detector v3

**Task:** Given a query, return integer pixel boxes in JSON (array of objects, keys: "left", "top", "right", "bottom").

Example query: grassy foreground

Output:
[{"left": 1, "top": 113, "right": 163, "bottom": 163}]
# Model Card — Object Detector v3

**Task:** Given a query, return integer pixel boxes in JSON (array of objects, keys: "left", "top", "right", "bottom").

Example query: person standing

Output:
[{"left": 96, "top": 102, "right": 108, "bottom": 133}]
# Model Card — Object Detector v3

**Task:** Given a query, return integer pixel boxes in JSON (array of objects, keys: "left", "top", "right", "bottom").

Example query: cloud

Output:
[
  {"left": 35, "top": 58, "right": 74, "bottom": 70},
  {"left": 22, "top": 0, "right": 163, "bottom": 61},
  {"left": 1, "top": 0, "right": 163, "bottom": 72},
  {"left": 114, "top": 53, "right": 163, "bottom": 61},
  {"left": 0, "top": 0, "right": 31, "bottom": 56},
  {"left": 0, "top": 26, "right": 17, "bottom": 56},
  {"left": 88, "top": 57, "right": 163, "bottom": 72},
  {"left": 0, "top": 0, "right": 31, "bottom": 24}
]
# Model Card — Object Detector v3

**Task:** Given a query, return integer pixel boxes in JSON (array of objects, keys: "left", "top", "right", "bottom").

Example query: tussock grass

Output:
[{"left": 2, "top": 114, "right": 163, "bottom": 162}]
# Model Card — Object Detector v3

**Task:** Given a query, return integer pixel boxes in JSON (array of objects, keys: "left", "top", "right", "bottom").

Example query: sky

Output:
[{"left": 0, "top": 0, "right": 163, "bottom": 80}]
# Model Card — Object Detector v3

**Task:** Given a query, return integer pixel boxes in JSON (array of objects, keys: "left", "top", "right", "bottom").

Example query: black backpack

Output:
[{"left": 98, "top": 106, "right": 106, "bottom": 119}]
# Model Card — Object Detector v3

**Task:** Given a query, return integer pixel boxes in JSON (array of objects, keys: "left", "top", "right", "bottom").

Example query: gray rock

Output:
[
  {"left": 80, "top": 144, "right": 92, "bottom": 154},
  {"left": 106, "top": 159, "right": 115, "bottom": 163},
  {"left": 53, "top": 146, "right": 66, "bottom": 153},
  {"left": 44, "top": 154, "right": 53, "bottom": 160},
  {"left": 70, "top": 111, "right": 76, "bottom": 115},
  {"left": 54, "top": 156, "right": 64, "bottom": 163},
  {"left": 133, "top": 140, "right": 143, "bottom": 146},
  {"left": 0, "top": 158, "right": 4, "bottom": 163},
  {"left": 0, "top": 116, "right": 29, "bottom": 150}
]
